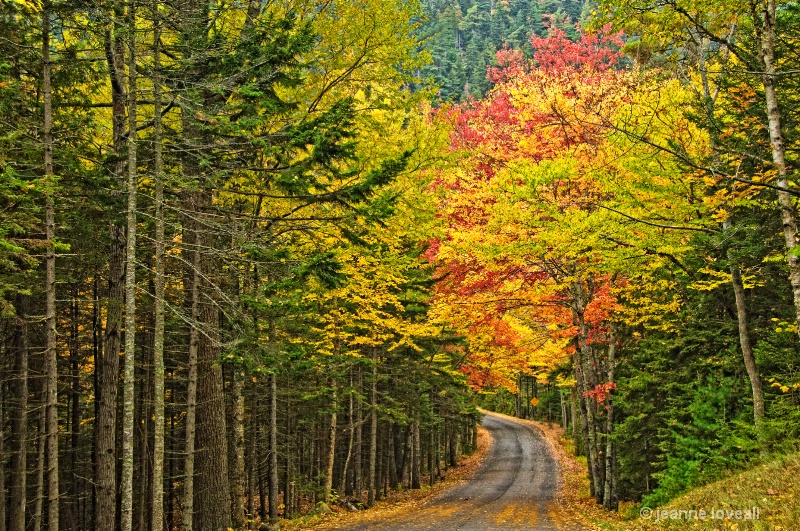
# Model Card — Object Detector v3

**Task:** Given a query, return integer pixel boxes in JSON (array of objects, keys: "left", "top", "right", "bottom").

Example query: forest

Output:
[{"left": 1, "top": 0, "right": 799, "bottom": 529}]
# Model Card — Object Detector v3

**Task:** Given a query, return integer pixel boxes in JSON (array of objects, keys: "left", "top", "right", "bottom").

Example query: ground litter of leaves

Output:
[{"left": 283, "top": 424, "right": 492, "bottom": 530}]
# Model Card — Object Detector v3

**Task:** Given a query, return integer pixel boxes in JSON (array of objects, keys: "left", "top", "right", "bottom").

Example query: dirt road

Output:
[{"left": 335, "top": 411, "right": 584, "bottom": 530}]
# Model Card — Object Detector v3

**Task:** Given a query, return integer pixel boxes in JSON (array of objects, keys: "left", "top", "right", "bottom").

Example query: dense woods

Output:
[
  {"left": 1, "top": 0, "right": 800, "bottom": 529},
  {"left": 0, "top": 0, "right": 478, "bottom": 529}
]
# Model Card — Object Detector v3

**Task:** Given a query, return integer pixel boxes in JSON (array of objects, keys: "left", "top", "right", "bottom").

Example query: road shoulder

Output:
[{"left": 290, "top": 423, "right": 494, "bottom": 530}]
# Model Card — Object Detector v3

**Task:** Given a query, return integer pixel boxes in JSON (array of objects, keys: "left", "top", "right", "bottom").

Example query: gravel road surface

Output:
[{"left": 336, "top": 412, "right": 584, "bottom": 530}]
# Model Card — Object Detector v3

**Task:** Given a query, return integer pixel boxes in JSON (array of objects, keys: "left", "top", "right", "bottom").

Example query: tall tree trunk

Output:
[
  {"left": 182, "top": 223, "right": 200, "bottom": 531},
  {"left": 448, "top": 425, "right": 458, "bottom": 467},
  {"left": 0, "top": 387, "right": 6, "bottom": 531},
  {"left": 353, "top": 368, "right": 363, "bottom": 501},
  {"left": 697, "top": 35, "right": 766, "bottom": 432},
  {"left": 268, "top": 371, "right": 278, "bottom": 523},
  {"left": 33, "top": 403, "right": 46, "bottom": 531},
  {"left": 758, "top": 1, "right": 800, "bottom": 336},
  {"left": 96, "top": 225, "right": 124, "bottom": 531},
  {"left": 42, "top": 5, "right": 60, "bottom": 527},
  {"left": 246, "top": 385, "right": 257, "bottom": 522},
  {"left": 411, "top": 416, "right": 421, "bottom": 490},
  {"left": 150, "top": 3, "right": 166, "bottom": 527},
  {"left": 323, "top": 385, "right": 337, "bottom": 504},
  {"left": 339, "top": 374, "right": 354, "bottom": 498},
  {"left": 428, "top": 421, "right": 435, "bottom": 486},
  {"left": 367, "top": 351, "right": 378, "bottom": 507},
  {"left": 602, "top": 323, "right": 616, "bottom": 511},
  {"left": 724, "top": 221, "right": 765, "bottom": 428},
  {"left": 69, "top": 295, "right": 81, "bottom": 530},
  {"left": 10, "top": 300, "right": 28, "bottom": 531},
  {"left": 182, "top": 60, "right": 230, "bottom": 531},
  {"left": 283, "top": 390, "right": 293, "bottom": 519},
  {"left": 121, "top": 0, "right": 139, "bottom": 525},
  {"left": 230, "top": 366, "right": 246, "bottom": 528},
  {"left": 96, "top": 3, "right": 128, "bottom": 525},
  {"left": 570, "top": 386, "right": 581, "bottom": 456},
  {"left": 572, "top": 281, "right": 602, "bottom": 501}
]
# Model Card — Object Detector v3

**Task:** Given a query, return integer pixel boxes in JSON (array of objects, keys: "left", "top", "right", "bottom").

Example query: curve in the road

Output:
[{"left": 336, "top": 411, "right": 584, "bottom": 530}]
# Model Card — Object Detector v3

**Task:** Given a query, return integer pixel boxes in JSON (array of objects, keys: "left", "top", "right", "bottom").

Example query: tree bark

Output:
[
  {"left": 353, "top": 367, "right": 363, "bottom": 501},
  {"left": 246, "top": 384, "right": 257, "bottom": 522},
  {"left": 10, "top": 300, "right": 28, "bottom": 531},
  {"left": 32, "top": 402, "right": 46, "bottom": 531},
  {"left": 572, "top": 281, "right": 602, "bottom": 502},
  {"left": 724, "top": 221, "right": 765, "bottom": 428},
  {"left": 179, "top": 11, "right": 231, "bottom": 527},
  {"left": 602, "top": 323, "right": 617, "bottom": 511},
  {"left": 697, "top": 33, "right": 766, "bottom": 432},
  {"left": 323, "top": 385, "right": 338, "bottom": 504},
  {"left": 0, "top": 388, "right": 5, "bottom": 531},
  {"left": 339, "top": 375, "right": 355, "bottom": 498},
  {"left": 367, "top": 350, "right": 378, "bottom": 507},
  {"left": 150, "top": 2, "right": 167, "bottom": 526},
  {"left": 411, "top": 416, "right": 421, "bottom": 490},
  {"left": 42, "top": 5, "right": 60, "bottom": 527},
  {"left": 268, "top": 372, "right": 278, "bottom": 522},
  {"left": 120, "top": 0, "right": 139, "bottom": 524},
  {"left": 757, "top": 0, "right": 800, "bottom": 337},
  {"left": 231, "top": 366, "right": 246, "bottom": 528},
  {"left": 96, "top": 2, "right": 128, "bottom": 525},
  {"left": 181, "top": 225, "right": 200, "bottom": 531},
  {"left": 570, "top": 386, "right": 581, "bottom": 456},
  {"left": 283, "top": 390, "right": 293, "bottom": 519}
]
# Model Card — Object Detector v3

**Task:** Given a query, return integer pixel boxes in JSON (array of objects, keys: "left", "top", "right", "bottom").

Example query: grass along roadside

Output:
[
  {"left": 283, "top": 423, "right": 493, "bottom": 530},
  {"left": 611, "top": 453, "right": 800, "bottom": 531}
]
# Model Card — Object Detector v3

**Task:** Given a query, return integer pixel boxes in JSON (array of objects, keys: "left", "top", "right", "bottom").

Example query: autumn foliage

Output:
[{"left": 429, "top": 26, "right": 630, "bottom": 395}]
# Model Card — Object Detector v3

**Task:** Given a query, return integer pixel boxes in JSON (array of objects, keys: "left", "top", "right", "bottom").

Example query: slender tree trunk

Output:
[
  {"left": 257, "top": 438, "right": 266, "bottom": 520},
  {"left": 411, "top": 416, "right": 421, "bottom": 490},
  {"left": 121, "top": 0, "right": 139, "bottom": 525},
  {"left": 150, "top": 3, "right": 167, "bottom": 528},
  {"left": 91, "top": 277, "right": 100, "bottom": 531},
  {"left": 448, "top": 425, "right": 458, "bottom": 467},
  {"left": 33, "top": 403, "right": 46, "bottom": 531},
  {"left": 185, "top": 110, "right": 230, "bottom": 531},
  {"left": 697, "top": 35, "right": 766, "bottom": 432},
  {"left": 353, "top": 368, "right": 363, "bottom": 501},
  {"left": 570, "top": 386, "right": 581, "bottom": 456},
  {"left": 268, "top": 372, "right": 278, "bottom": 522},
  {"left": 323, "top": 385, "right": 337, "bottom": 504},
  {"left": 10, "top": 301, "right": 28, "bottom": 531},
  {"left": 42, "top": 5, "right": 60, "bottom": 527},
  {"left": 339, "top": 373, "right": 354, "bottom": 498},
  {"left": 283, "top": 391, "right": 293, "bottom": 519},
  {"left": 572, "top": 281, "right": 602, "bottom": 501},
  {"left": 367, "top": 351, "right": 377, "bottom": 507},
  {"left": 182, "top": 228, "right": 201, "bottom": 531},
  {"left": 724, "top": 220, "right": 765, "bottom": 427},
  {"left": 602, "top": 323, "right": 616, "bottom": 511},
  {"left": 757, "top": 1, "right": 800, "bottom": 336},
  {"left": 246, "top": 386, "right": 257, "bottom": 523},
  {"left": 0, "top": 387, "right": 5, "bottom": 531},
  {"left": 69, "top": 296, "right": 81, "bottom": 531},
  {"left": 231, "top": 367, "right": 246, "bottom": 528},
  {"left": 428, "top": 423, "right": 435, "bottom": 486},
  {"left": 388, "top": 425, "right": 399, "bottom": 488},
  {"left": 96, "top": 3, "right": 128, "bottom": 525}
]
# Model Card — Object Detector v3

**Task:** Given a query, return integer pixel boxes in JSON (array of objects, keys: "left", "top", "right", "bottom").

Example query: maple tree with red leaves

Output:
[{"left": 427, "top": 25, "right": 635, "bottom": 510}]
